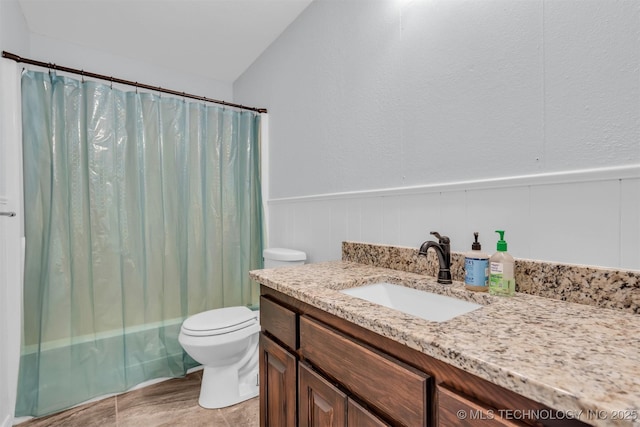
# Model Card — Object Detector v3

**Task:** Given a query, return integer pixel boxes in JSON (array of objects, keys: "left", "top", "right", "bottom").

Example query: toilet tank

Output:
[{"left": 263, "top": 248, "right": 306, "bottom": 268}]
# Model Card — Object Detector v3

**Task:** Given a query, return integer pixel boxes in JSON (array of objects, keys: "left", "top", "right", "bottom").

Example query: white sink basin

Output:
[{"left": 340, "top": 282, "right": 482, "bottom": 322}]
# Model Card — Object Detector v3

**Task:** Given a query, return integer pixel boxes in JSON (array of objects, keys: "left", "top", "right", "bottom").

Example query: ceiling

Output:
[{"left": 18, "top": 0, "right": 314, "bottom": 84}]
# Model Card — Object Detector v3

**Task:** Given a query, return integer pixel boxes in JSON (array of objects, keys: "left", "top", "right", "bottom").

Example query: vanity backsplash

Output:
[{"left": 342, "top": 241, "right": 640, "bottom": 315}]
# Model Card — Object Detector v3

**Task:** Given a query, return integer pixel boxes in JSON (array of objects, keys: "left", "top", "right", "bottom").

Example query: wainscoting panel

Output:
[
  {"left": 529, "top": 180, "right": 620, "bottom": 268},
  {"left": 266, "top": 168, "right": 639, "bottom": 270}
]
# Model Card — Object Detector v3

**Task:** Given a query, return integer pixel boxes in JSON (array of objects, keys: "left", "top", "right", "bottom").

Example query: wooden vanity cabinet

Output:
[
  {"left": 259, "top": 288, "right": 589, "bottom": 427},
  {"left": 260, "top": 295, "right": 391, "bottom": 427}
]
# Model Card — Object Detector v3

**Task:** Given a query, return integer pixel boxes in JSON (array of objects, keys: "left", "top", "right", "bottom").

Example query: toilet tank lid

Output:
[{"left": 263, "top": 248, "right": 307, "bottom": 261}]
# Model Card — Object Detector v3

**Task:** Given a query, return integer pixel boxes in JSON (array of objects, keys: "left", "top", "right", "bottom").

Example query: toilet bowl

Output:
[{"left": 179, "top": 306, "right": 260, "bottom": 409}]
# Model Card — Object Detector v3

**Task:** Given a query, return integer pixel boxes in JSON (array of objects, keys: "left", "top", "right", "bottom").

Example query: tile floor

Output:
[{"left": 16, "top": 371, "right": 259, "bottom": 427}]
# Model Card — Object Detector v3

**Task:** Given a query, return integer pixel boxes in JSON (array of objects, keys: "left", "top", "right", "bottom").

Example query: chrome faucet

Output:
[{"left": 418, "top": 231, "right": 452, "bottom": 284}]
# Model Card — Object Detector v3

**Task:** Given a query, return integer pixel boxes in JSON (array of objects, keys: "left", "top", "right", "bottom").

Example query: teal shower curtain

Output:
[{"left": 16, "top": 71, "right": 264, "bottom": 417}]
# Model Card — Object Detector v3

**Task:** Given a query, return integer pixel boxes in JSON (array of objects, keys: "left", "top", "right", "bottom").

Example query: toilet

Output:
[{"left": 178, "top": 247, "right": 306, "bottom": 409}]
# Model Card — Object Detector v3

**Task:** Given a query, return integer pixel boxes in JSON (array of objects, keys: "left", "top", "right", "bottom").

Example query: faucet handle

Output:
[{"left": 430, "top": 231, "right": 450, "bottom": 244}]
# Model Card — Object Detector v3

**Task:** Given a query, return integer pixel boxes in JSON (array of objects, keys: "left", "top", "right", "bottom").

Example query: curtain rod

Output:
[{"left": 2, "top": 51, "right": 267, "bottom": 114}]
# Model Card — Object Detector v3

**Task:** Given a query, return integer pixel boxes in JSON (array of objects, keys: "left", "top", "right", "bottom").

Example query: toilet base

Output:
[{"left": 198, "top": 355, "right": 259, "bottom": 409}]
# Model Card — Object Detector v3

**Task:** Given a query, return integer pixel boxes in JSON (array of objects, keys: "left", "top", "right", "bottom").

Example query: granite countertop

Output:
[{"left": 250, "top": 261, "right": 640, "bottom": 427}]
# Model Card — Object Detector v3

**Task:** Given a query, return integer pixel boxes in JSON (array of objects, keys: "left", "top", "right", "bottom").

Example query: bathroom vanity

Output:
[{"left": 251, "top": 247, "right": 640, "bottom": 427}]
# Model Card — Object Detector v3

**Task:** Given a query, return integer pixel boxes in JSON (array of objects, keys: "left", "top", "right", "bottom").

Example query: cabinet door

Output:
[
  {"left": 260, "top": 333, "right": 297, "bottom": 427},
  {"left": 299, "top": 362, "right": 347, "bottom": 427},
  {"left": 347, "top": 399, "right": 390, "bottom": 427}
]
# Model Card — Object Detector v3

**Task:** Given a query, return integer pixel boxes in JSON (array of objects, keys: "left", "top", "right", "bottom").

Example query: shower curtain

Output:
[{"left": 16, "top": 70, "right": 264, "bottom": 417}]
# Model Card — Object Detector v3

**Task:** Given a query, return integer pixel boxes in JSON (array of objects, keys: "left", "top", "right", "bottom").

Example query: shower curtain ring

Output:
[
  {"left": 81, "top": 70, "right": 84, "bottom": 83},
  {"left": 110, "top": 77, "right": 113, "bottom": 89},
  {"left": 134, "top": 82, "right": 138, "bottom": 94}
]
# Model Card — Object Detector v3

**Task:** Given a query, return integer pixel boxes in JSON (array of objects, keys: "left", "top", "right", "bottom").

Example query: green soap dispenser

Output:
[{"left": 489, "top": 230, "right": 515, "bottom": 296}]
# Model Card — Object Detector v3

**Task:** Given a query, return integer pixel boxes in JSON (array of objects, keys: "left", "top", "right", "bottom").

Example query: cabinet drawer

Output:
[
  {"left": 299, "top": 316, "right": 429, "bottom": 426},
  {"left": 260, "top": 296, "right": 297, "bottom": 350},
  {"left": 438, "top": 385, "right": 523, "bottom": 427}
]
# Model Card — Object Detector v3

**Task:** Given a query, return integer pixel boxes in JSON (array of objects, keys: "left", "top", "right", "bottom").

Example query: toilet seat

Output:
[{"left": 181, "top": 306, "right": 258, "bottom": 337}]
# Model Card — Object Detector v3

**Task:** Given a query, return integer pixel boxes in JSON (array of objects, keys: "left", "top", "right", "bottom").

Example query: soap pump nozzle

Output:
[
  {"left": 495, "top": 230, "right": 508, "bottom": 252},
  {"left": 472, "top": 232, "right": 481, "bottom": 250}
]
